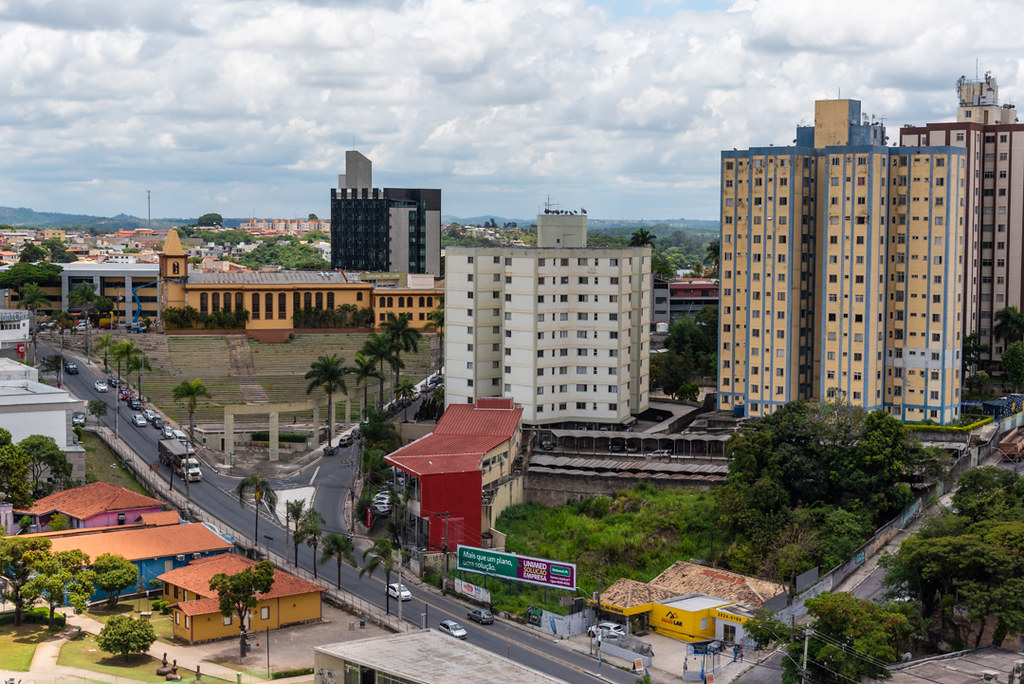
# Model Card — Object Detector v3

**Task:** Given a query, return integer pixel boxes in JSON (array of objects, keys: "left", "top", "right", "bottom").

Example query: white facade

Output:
[
  {"left": 445, "top": 216, "right": 651, "bottom": 425},
  {"left": 0, "top": 309, "right": 30, "bottom": 352}
]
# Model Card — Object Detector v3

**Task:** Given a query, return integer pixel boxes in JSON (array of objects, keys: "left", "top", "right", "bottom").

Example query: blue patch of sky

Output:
[{"left": 587, "top": 0, "right": 724, "bottom": 20}]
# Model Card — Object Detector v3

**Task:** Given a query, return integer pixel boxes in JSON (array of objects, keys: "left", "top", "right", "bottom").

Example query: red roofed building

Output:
[
  {"left": 16, "top": 481, "right": 165, "bottom": 532},
  {"left": 386, "top": 398, "right": 524, "bottom": 552},
  {"left": 158, "top": 555, "right": 323, "bottom": 643}
]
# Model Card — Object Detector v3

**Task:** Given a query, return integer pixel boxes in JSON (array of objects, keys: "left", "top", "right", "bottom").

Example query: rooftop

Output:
[
  {"left": 600, "top": 578, "right": 679, "bottom": 613},
  {"left": 888, "top": 646, "right": 1022, "bottom": 684},
  {"left": 17, "top": 481, "right": 164, "bottom": 519},
  {"left": 662, "top": 594, "right": 731, "bottom": 612},
  {"left": 45, "top": 521, "right": 231, "bottom": 562},
  {"left": 187, "top": 271, "right": 355, "bottom": 286},
  {"left": 315, "top": 630, "right": 565, "bottom": 683},
  {"left": 650, "top": 562, "right": 786, "bottom": 608}
]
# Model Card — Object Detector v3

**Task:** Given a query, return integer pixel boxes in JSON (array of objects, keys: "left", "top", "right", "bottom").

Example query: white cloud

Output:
[{"left": 1, "top": 0, "right": 1023, "bottom": 221}]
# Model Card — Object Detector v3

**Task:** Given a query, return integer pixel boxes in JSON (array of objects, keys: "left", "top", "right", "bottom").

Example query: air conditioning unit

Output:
[
  {"left": 192, "top": 553, "right": 202, "bottom": 559},
  {"left": 175, "top": 554, "right": 185, "bottom": 561}
]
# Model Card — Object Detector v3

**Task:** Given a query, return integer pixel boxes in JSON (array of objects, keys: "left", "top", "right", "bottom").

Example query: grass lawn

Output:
[
  {"left": 0, "top": 623, "right": 56, "bottom": 671},
  {"left": 82, "top": 431, "right": 153, "bottom": 496},
  {"left": 88, "top": 599, "right": 175, "bottom": 642},
  {"left": 59, "top": 634, "right": 238, "bottom": 684}
]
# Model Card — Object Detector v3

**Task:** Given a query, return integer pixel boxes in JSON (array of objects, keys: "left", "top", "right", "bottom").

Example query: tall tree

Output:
[
  {"left": 1003, "top": 340, "right": 1024, "bottom": 392},
  {"left": 94, "top": 333, "right": 114, "bottom": 373},
  {"left": 94, "top": 553, "right": 139, "bottom": 607},
  {"left": 994, "top": 306, "right": 1024, "bottom": 347},
  {"left": 17, "top": 281, "right": 49, "bottom": 363},
  {"left": 124, "top": 342, "right": 151, "bottom": 399},
  {"left": 361, "top": 333, "right": 396, "bottom": 409},
  {"left": 0, "top": 429, "right": 34, "bottom": 508},
  {"left": 320, "top": 533, "right": 356, "bottom": 590},
  {"left": 26, "top": 548, "right": 95, "bottom": 628},
  {"left": 285, "top": 499, "right": 306, "bottom": 566},
  {"left": 172, "top": 378, "right": 212, "bottom": 446},
  {"left": 68, "top": 282, "right": 98, "bottom": 361},
  {"left": 360, "top": 538, "right": 396, "bottom": 615},
  {"left": 394, "top": 378, "right": 417, "bottom": 422},
  {"left": 425, "top": 299, "right": 445, "bottom": 371},
  {"left": 305, "top": 354, "right": 350, "bottom": 446},
  {"left": 97, "top": 615, "right": 156, "bottom": 657},
  {"left": 236, "top": 473, "right": 277, "bottom": 547},
  {"left": 0, "top": 536, "right": 51, "bottom": 625},
  {"left": 209, "top": 560, "right": 275, "bottom": 659},
  {"left": 20, "top": 434, "right": 73, "bottom": 498},
  {"left": 298, "top": 509, "right": 325, "bottom": 579},
  {"left": 628, "top": 228, "right": 656, "bottom": 247},
  {"left": 18, "top": 242, "right": 47, "bottom": 263},
  {"left": 351, "top": 352, "right": 383, "bottom": 420},
  {"left": 382, "top": 312, "right": 421, "bottom": 390}
]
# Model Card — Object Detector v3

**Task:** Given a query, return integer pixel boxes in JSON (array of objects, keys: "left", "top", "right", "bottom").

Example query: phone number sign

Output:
[{"left": 456, "top": 545, "right": 576, "bottom": 591}]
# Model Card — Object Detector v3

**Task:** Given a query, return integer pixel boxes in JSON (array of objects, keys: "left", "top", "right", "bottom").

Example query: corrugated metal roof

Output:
[
  {"left": 434, "top": 400, "right": 522, "bottom": 438},
  {"left": 187, "top": 271, "right": 354, "bottom": 285}
]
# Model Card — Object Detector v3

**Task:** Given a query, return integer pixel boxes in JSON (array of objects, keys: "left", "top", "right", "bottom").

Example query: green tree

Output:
[
  {"left": 285, "top": 499, "right": 306, "bottom": 566},
  {"left": 298, "top": 509, "right": 325, "bottom": 580},
  {"left": 96, "top": 615, "right": 156, "bottom": 657},
  {"left": 780, "top": 592, "right": 911, "bottom": 684},
  {"left": 48, "top": 513, "right": 71, "bottom": 531},
  {"left": 88, "top": 399, "right": 108, "bottom": 421},
  {"left": 382, "top": 312, "right": 422, "bottom": 391},
  {"left": 68, "top": 282, "right": 98, "bottom": 361},
  {"left": 952, "top": 466, "right": 1024, "bottom": 524},
  {"left": 236, "top": 473, "right": 277, "bottom": 548},
  {"left": 40, "top": 237, "right": 77, "bottom": 263},
  {"left": 94, "top": 332, "right": 115, "bottom": 372},
  {"left": 394, "top": 378, "right": 417, "bottom": 421},
  {"left": 305, "top": 354, "right": 350, "bottom": 446},
  {"left": 0, "top": 536, "right": 51, "bottom": 625},
  {"left": 17, "top": 281, "right": 49, "bottom": 363},
  {"left": 351, "top": 352, "right": 383, "bottom": 420},
  {"left": 995, "top": 306, "right": 1024, "bottom": 347},
  {"left": 320, "top": 533, "right": 356, "bottom": 590},
  {"left": 94, "top": 553, "right": 139, "bottom": 607},
  {"left": 0, "top": 261, "right": 62, "bottom": 289},
  {"left": 209, "top": 560, "right": 275, "bottom": 659},
  {"left": 0, "top": 430, "right": 34, "bottom": 508},
  {"left": 704, "top": 239, "right": 720, "bottom": 271},
  {"left": 20, "top": 434, "right": 72, "bottom": 498},
  {"left": 360, "top": 407, "right": 400, "bottom": 454},
  {"left": 425, "top": 299, "right": 445, "bottom": 371},
  {"left": 962, "top": 332, "right": 989, "bottom": 375},
  {"left": 172, "top": 378, "right": 212, "bottom": 446},
  {"left": 19, "top": 242, "right": 47, "bottom": 262},
  {"left": 360, "top": 538, "right": 396, "bottom": 615},
  {"left": 1003, "top": 340, "right": 1024, "bottom": 391},
  {"left": 628, "top": 228, "right": 655, "bottom": 247},
  {"left": 196, "top": 213, "right": 223, "bottom": 227},
  {"left": 361, "top": 333, "right": 397, "bottom": 409},
  {"left": 26, "top": 548, "right": 95, "bottom": 628}
]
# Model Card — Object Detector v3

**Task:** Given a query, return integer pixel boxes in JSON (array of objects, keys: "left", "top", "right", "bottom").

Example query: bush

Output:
[
  {"left": 97, "top": 615, "right": 156, "bottom": 657},
  {"left": 0, "top": 606, "right": 66, "bottom": 627},
  {"left": 272, "top": 668, "right": 314, "bottom": 680},
  {"left": 151, "top": 599, "right": 170, "bottom": 614},
  {"left": 249, "top": 431, "right": 307, "bottom": 443}
]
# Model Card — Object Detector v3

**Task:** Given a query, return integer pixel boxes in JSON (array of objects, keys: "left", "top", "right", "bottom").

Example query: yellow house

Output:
[
  {"left": 648, "top": 594, "right": 735, "bottom": 642},
  {"left": 158, "top": 554, "right": 323, "bottom": 643}
]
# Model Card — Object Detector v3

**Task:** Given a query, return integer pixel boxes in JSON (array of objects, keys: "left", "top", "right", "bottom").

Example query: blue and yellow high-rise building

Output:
[{"left": 719, "top": 99, "right": 967, "bottom": 424}]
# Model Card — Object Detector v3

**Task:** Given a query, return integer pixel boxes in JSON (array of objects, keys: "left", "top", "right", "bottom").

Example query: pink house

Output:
[{"left": 16, "top": 481, "right": 164, "bottom": 532}]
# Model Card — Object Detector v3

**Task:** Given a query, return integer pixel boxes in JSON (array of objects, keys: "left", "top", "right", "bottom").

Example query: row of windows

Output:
[
  {"left": 378, "top": 295, "right": 433, "bottom": 308},
  {"left": 465, "top": 256, "right": 626, "bottom": 267}
]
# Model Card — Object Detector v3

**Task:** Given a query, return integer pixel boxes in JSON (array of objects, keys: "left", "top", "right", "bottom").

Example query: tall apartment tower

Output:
[
  {"left": 329, "top": 151, "right": 442, "bottom": 275},
  {"left": 445, "top": 213, "right": 651, "bottom": 426},
  {"left": 720, "top": 99, "right": 967, "bottom": 424},
  {"left": 901, "top": 73, "right": 1021, "bottom": 363}
]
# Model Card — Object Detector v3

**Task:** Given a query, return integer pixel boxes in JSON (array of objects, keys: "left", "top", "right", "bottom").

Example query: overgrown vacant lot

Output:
[{"left": 497, "top": 485, "right": 717, "bottom": 597}]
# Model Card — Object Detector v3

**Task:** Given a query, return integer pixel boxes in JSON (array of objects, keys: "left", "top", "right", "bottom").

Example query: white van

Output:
[{"left": 172, "top": 429, "right": 196, "bottom": 455}]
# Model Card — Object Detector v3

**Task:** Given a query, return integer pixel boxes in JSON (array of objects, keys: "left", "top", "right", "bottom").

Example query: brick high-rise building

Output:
[{"left": 720, "top": 99, "right": 967, "bottom": 424}]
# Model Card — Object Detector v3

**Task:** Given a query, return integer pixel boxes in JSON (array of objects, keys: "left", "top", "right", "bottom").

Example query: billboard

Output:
[{"left": 456, "top": 545, "right": 576, "bottom": 591}]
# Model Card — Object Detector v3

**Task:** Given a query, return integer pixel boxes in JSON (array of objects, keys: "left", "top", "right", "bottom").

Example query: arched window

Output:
[
  {"left": 427, "top": 297, "right": 433, "bottom": 307},
  {"left": 419, "top": 297, "right": 425, "bottom": 307},
  {"left": 379, "top": 296, "right": 385, "bottom": 306},
  {"left": 398, "top": 297, "right": 405, "bottom": 307},
  {"left": 327, "top": 292, "right": 335, "bottom": 309},
  {"left": 223, "top": 292, "right": 231, "bottom": 313},
  {"left": 252, "top": 293, "right": 260, "bottom": 320},
  {"left": 235, "top": 293, "right": 243, "bottom": 312},
  {"left": 265, "top": 292, "right": 273, "bottom": 318},
  {"left": 172, "top": 262, "right": 180, "bottom": 275},
  {"left": 387, "top": 297, "right": 393, "bottom": 307},
  {"left": 199, "top": 292, "right": 208, "bottom": 314},
  {"left": 211, "top": 293, "right": 220, "bottom": 313},
  {"left": 278, "top": 293, "right": 286, "bottom": 319},
  {"left": 315, "top": 292, "right": 323, "bottom": 309}
]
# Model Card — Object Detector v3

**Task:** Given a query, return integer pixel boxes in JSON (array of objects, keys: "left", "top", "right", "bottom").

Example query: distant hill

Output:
[{"left": 0, "top": 206, "right": 190, "bottom": 231}]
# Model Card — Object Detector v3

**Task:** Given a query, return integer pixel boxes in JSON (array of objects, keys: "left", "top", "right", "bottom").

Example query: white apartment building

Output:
[{"left": 445, "top": 214, "right": 651, "bottom": 426}]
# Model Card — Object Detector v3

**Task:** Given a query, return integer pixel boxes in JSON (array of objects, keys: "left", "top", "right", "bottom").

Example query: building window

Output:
[
  {"left": 199, "top": 293, "right": 208, "bottom": 314},
  {"left": 223, "top": 615, "right": 232, "bottom": 626},
  {"left": 261, "top": 606, "right": 270, "bottom": 620},
  {"left": 266, "top": 292, "right": 274, "bottom": 317},
  {"left": 252, "top": 293, "right": 260, "bottom": 319},
  {"left": 211, "top": 292, "right": 220, "bottom": 313},
  {"left": 279, "top": 293, "right": 286, "bottom": 319},
  {"left": 236, "top": 293, "right": 244, "bottom": 312}
]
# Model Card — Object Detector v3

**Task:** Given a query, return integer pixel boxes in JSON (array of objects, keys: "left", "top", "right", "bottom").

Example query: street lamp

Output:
[{"left": 177, "top": 367, "right": 183, "bottom": 428}]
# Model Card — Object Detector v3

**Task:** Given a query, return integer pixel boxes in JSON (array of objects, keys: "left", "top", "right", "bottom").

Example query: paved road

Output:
[{"left": 52, "top": 346, "right": 628, "bottom": 684}]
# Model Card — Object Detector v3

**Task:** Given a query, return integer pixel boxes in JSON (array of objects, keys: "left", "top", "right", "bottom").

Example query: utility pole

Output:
[
  {"left": 432, "top": 511, "right": 451, "bottom": 593},
  {"left": 800, "top": 628, "right": 811, "bottom": 684}
]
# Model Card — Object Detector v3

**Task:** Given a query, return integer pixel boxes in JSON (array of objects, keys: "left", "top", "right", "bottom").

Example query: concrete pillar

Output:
[
  {"left": 312, "top": 406, "right": 320, "bottom": 444},
  {"left": 269, "top": 411, "right": 279, "bottom": 462},
  {"left": 224, "top": 412, "right": 235, "bottom": 456},
  {"left": 124, "top": 275, "right": 133, "bottom": 326}
]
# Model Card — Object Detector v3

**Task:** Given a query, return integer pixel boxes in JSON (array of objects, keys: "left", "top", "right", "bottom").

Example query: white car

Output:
[
  {"left": 131, "top": 413, "right": 148, "bottom": 427},
  {"left": 143, "top": 409, "right": 158, "bottom": 423},
  {"left": 438, "top": 619, "right": 467, "bottom": 639},
  {"left": 93, "top": 380, "right": 109, "bottom": 392},
  {"left": 589, "top": 622, "right": 626, "bottom": 638},
  {"left": 387, "top": 583, "right": 411, "bottom": 601}
]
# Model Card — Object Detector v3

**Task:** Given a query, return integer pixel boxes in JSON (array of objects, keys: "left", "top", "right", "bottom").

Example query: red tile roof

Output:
[
  {"left": 159, "top": 555, "right": 323, "bottom": 615},
  {"left": 17, "top": 482, "right": 164, "bottom": 520},
  {"left": 46, "top": 522, "right": 232, "bottom": 562},
  {"left": 434, "top": 398, "right": 522, "bottom": 438}
]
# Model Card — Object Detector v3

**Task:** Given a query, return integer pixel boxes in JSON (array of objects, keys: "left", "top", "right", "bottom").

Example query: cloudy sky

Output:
[{"left": 1, "top": 0, "right": 1022, "bottom": 222}]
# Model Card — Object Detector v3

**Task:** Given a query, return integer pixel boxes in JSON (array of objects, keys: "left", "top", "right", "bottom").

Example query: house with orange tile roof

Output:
[
  {"left": 385, "top": 398, "right": 524, "bottom": 552},
  {"left": 158, "top": 555, "right": 323, "bottom": 643},
  {"left": 16, "top": 481, "right": 165, "bottom": 533}
]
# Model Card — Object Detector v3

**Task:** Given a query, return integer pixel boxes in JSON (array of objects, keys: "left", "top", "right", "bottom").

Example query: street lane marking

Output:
[{"left": 309, "top": 466, "right": 320, "bottom": 485}]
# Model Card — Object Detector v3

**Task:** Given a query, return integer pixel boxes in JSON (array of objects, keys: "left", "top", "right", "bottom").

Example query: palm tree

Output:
[
  {"left": 235, "top": 473, "right": 278, "bottom": 548},
  {"left": 361, "top": 333, "right": 396, "bottom": 409},
  {"left": 285, "top": 499, "right": 306, "bottom": 566},
  {"left": 395, "top": 379, "right": 416, "bottom": 422},
  {"left": 320, "top": 533, "right": 356, "bottom": 590},
  {"left": 994, "top": 306, "right": 1024, "bottom": 347},
  {"left": 382, "top": 313, "right": 421, "bottom": 391},
  {"left": 172, "top": 378, "right": 212, "bottom": 446},
  {"left": 305, "top": 354, "right": 350, "bottom": 447},
  {"left": 94, "top": 333, "right": 114, "bottom": 373},
  {"left": 425, "top": 300, "right": 445, "bottom": 372},
  {"left": 68, "top": 282, "right": 98, "bottom": 362},
  {"left": 17, "top": 282, "right": 49, "bottom": 364},
  {"left": 124, "top": 342, "right": 151, "bottom": 399},
  {"left": 351, "top": 352, "right": 383, "bottom": 420},
  {"left": 298, "top": 509, "right": 325, "bottom": 579},
  {"left": 628, "top": 228, "right": 656, "bottom": 247},
  {"left": 359, "top": 538, "right": 396, "bottom": 615}
]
